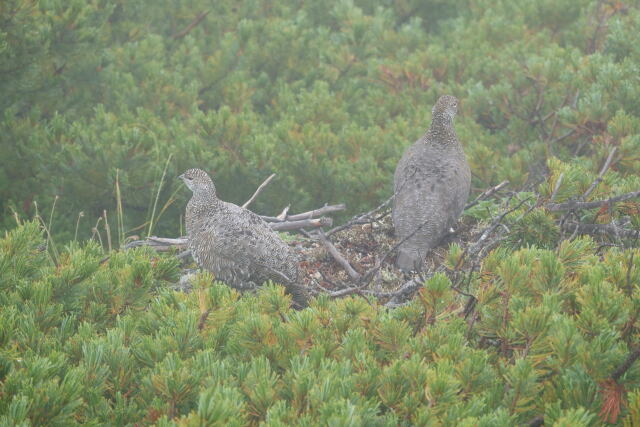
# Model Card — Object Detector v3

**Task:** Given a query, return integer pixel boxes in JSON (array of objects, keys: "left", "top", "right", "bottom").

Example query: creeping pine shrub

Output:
[
  {"left": 1, "top": 221, "right": 639, "bottom": 425},
  {"left": 3, "top": 0, "right": 640, "bottom": 243}
]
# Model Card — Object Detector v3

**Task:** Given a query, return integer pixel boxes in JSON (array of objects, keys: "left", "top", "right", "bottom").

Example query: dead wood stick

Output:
[
  {"left": 317, "top": 231, "right": 361, "bottom": 281},
  {"left": 327, "top": 196, "right": 393, "bottom": 235},
  {"left": 583, "top": 147, "right": 617, "bottom": 200},
  {"left": 242, "top": 173, "right": 276, "bottom": 209},
  {"left": 464, "top": 180, "right": 510, "bottom": 210},
  {"left": 468, "top": 196, "right": 532, "bottom": 256},
  {"left": 172, "top": 10, "right": 211, "bottom": 39},
  {"left": 547, "top": 190, "right": 640, "bottom": 212},
  {"left": 124, "top": 236, "right": 188, "bottom": 251},
  {"left": 260, "top": 204, "right": 346, "bottom": 222},
  {"left": 276, "top": 206, "right": 290, "bottom": 220},
  {"left": 270, "top": 217, "right": 332, "bottom": 231}
]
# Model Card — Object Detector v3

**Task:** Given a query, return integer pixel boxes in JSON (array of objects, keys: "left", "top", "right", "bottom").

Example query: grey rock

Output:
[
  {"left": 179, "top": 168, "right": 307, "bottom": 307},
  {"left": 392, "top": 95, "right": 471, "bottom": 271}
]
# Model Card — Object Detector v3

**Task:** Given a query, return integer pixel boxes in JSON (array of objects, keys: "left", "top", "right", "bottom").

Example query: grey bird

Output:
[
  {"left": 179, "top": 168, "right": 307, "bottom": 307},
  {"left": 392, "top": 95, "right": 471, "bottom": 271}
]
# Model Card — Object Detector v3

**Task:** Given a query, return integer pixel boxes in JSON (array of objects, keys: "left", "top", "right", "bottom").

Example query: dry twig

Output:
[
  {"left": 583, "top": 147, "right": 617, "bottom": 199},
  {"left": 242, "top": 173, "right": 276, "bottom": 209},
  {"left": 261, "top": 204, "right": 346, "bottom": 222},
  {"left": 464, "top": 180, "right": 509, "bottom": 210},
  {"left": 317, "top": 231, "right": 361, "bottom": 281}
]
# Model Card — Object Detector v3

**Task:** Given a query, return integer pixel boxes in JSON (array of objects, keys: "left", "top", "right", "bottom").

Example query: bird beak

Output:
[{"left": 178, "top": 174, "right": 184, "bottom": 181}]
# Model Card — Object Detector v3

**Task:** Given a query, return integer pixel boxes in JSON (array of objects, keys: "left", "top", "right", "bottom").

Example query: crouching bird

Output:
[
  {"left": 392, "top": 95, "right": 471, "bottom": 272},
  {"left": 179, "top": 168, "right": 308, "bottom": 307}
]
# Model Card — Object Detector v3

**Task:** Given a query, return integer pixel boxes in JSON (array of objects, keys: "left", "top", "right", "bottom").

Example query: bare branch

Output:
[
  {"left": 276, "top": 205, "right": 290, "bottom": 221},
  {"left": 582, "top": 147, "right": 617, "bottom": 200},
  {"left": 261, "top": 204, "right": 346, "bottom": 222},
  {"left": 547, "top": 190, "right": 640, "bottom": 212},
  {"left": 124, "top": 236, "right": 188, "bottom": 251},
  {"left": 124, "top": 216, "right": 334, "bottom": 250},
  {"left": 242, "top": 173, "right": 276, "bottom": 209},
  {"left": 464, "top": 180, "right": 510, "bottom": 210},
  {"left": 172, "top": 10, "right": 211, "bottom": 39},
  {"left": 468, "top": 196, "right": 532, "bottom": 256},
  {"left": 270, "top": 217, "right": 332, "bottom": 231},
  {"left": 549, "top": 173, "right": 564, "bottom": 202},
  {"left": 327, "top": 196, "right": 393, "bottom": 235}
]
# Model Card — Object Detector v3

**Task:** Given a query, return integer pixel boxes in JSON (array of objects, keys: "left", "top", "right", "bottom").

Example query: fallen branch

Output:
[
  {"left": 270, "top": 217, "right": 332, "bottom": 231},
  {"left": 124, "top": 236, "right": 188, "bottom": 251},
  {"left": 546, "top": 190, "right": 640, "bottom": 212},
  {"left": 317, "top": 231, "right": 361, "bottom": 281},
  {"left": 243, "top": 173, "right": 276, "bottom": 209}
]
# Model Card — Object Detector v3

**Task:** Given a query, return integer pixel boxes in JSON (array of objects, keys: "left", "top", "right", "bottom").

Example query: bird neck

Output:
[
  {"left": 192, "top": 188, "right": 219, "bottom": 206},
  {"left": 426, "top": 115, "right": 458, "bottom": 147}
]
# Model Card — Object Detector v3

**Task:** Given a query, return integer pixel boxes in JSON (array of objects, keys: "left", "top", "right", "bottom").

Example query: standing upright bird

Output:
[
  {"left": 392, "top": 95, "right": 471, "bottom": 271},
  {"left": 179, "top": 168, "right": 307, "bottom": 307}
]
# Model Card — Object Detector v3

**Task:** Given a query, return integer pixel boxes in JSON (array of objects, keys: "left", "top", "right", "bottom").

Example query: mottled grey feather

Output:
[
  {"left": 392, "top": 95, "right": 471, "bottom": 271},
  {"left": 180, "top": 168, "right": 307, "bottom": 307}
]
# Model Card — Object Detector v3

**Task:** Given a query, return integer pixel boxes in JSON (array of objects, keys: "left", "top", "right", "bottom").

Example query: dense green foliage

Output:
[
  {"left": 2, "top": 1, "right": 640, "bottom": 425},
  {"left": 1, "top": 221, "right": 638, "bottom": 425},
  {"left": 2, "top": 0, "right": 640, "bottom": 241}
]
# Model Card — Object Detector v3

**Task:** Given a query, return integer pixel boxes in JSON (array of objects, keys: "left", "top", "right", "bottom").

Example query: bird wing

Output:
[{"left": 191, "top": 203, "right": 297, "bottom": 284}]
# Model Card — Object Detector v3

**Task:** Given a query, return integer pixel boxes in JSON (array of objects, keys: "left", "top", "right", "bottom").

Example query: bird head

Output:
[
  {"left": 431, "top": 95, "right": 458, "bottom": 124},
  {"left": 178, "top": 168, "right": 216, "bottom": 196}
]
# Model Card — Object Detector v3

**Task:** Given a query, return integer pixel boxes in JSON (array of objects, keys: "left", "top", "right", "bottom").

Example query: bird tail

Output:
[{"left": 396, "top": 248, "right": 423, "bottom": 272}]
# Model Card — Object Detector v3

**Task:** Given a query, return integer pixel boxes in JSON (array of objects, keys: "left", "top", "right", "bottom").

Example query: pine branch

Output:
[
  {"left": 546, "top": 190, "right": 640, "bottom": 211},
  {"left": 563, "top": 221, "right": 640, "bottom": 239},
  {"left": 172, "top": 10, "right": 210, "bottom": 39},
  {"left": 611, "top": 347, "right": 640, "bottom": 382}
]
